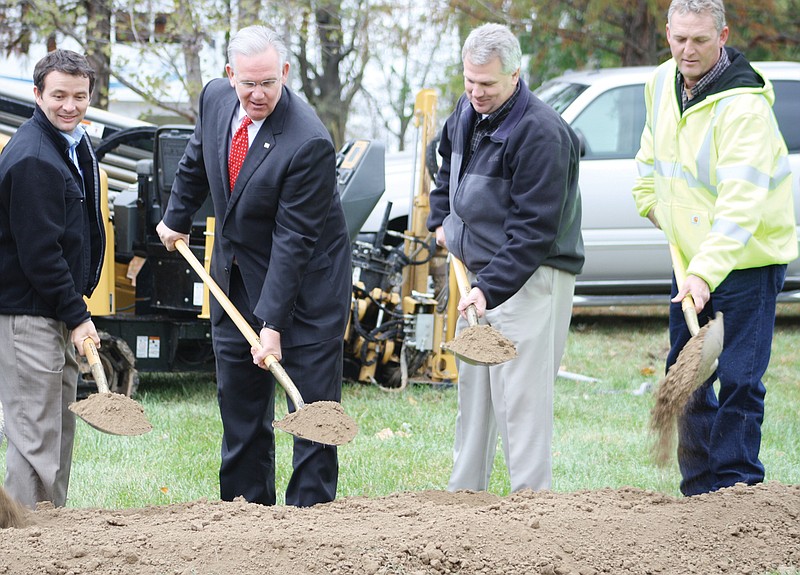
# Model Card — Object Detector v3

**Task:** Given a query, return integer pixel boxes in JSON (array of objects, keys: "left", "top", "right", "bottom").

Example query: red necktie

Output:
[{"left": 228, "top": 116, "right": 252, "bottom": 191}]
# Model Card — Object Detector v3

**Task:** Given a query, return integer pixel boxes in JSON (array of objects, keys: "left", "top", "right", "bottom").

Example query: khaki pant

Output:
[
  {"left": 0, "top": 315, "right": 77, "bottom": 508},
  {"left": 448, "top": 266, "right": 575, "bottom": 493}
]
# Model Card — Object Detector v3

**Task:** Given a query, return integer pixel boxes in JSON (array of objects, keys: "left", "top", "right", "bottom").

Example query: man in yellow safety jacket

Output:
[{"left": 632, "top": 0, "right": 797, "bottom": 495}]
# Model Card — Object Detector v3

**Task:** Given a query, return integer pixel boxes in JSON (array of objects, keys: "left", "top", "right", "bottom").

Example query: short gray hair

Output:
[
  {"left": 461, "top": 23, "right": 521, "bottom": 75},
  {"left": 227, "top": 26, "right": 289, "bottom": 73},
  {"left": 668, "top": 0, "right": 727, "bottom": 32}
]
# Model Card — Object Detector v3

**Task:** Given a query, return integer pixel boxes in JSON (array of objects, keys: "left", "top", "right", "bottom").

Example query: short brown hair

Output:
[{"left": 33, "top": 49, "right": 96, "bottom": 94}]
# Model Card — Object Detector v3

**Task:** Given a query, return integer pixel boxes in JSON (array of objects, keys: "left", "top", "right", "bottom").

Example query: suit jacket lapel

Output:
[
  {"left": 219, "top": 96, "right": 239, "bottom": 197},
  {"left": 232, "top": 125, "right": 276, "bottom": 194}
]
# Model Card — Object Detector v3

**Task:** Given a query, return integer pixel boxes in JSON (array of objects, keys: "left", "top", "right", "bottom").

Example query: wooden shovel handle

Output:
[
  {"left": 82, "top": 338, "right": 110, "bottom": 394},
  {"left": 450, "top": 255, "right": 479, "bottom": 327},
  {"left": 669, "top": 243, "right": 700, "bottom": 336},
  {"left": 174, "top": 239, "right": 306, "bottom": 410}
]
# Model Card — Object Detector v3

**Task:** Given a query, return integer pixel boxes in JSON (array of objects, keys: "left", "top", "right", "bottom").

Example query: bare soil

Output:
[
  {"left": 3, "top": 308, "right": 799, "bottom": 574},
  {"left": 1, "top": 481, "right": 799, "bottom": 574}
]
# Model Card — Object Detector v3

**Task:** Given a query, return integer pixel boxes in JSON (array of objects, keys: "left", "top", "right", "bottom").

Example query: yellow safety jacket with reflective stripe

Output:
[{"left": 632, "top": 58, "right": 797, "bottom": 291}]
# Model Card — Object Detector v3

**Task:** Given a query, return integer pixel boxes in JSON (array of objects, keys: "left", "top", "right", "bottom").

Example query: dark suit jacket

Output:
[{"left": 163, "top": 78, "right": 351, "bottom": 348}]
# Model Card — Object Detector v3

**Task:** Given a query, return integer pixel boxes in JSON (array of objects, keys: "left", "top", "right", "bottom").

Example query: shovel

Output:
[
  {"left": 443, "top": 255, "right": 517, "bottom": 366},
  {"left": 69, "top": 339, "right": 152, "bottom": 436},
  {"left": 649, "top": 244, "right": 724, "bottom": 464},
  {"left": 174, "top": 239, "right": 358, "bottom": 446}
]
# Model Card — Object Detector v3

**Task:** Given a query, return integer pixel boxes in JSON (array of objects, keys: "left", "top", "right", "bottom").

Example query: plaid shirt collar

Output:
[
  {"left": 679, "top": 48, "right": 730, "bottom": 110},
  {"left": 465, "top": 83, "right": 521, "bottom": 166}
]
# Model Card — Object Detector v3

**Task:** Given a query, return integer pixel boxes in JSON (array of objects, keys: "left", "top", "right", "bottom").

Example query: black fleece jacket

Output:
[
  {"left": 0, "top": 106, "right": 105, "bottom": 329},
  {"left": 428, "top": 79, "right": 585, "bottom": 309}
]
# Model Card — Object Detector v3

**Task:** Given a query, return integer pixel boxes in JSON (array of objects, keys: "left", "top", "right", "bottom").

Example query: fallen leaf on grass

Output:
[{"left": 375, "top": 428, "right": 410, "bottom": 440}]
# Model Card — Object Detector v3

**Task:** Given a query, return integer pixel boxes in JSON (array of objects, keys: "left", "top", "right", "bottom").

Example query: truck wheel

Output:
[{"left": 78, "top": 333, "right": 139, "bottom": 398}]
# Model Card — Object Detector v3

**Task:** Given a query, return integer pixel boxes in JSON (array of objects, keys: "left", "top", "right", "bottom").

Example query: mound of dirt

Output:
[{"left": 2, "top": 481, "right": 799, "bottom": 574}]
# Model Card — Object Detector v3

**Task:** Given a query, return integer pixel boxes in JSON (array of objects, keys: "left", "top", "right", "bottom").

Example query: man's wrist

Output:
[{"left": 261, "top": 321, "right": 282, "bottom": 333}]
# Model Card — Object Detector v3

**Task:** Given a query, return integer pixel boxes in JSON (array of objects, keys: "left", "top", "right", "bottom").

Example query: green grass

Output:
[{"left": 2, "top": 306, "right": 800, "bottom": 509}]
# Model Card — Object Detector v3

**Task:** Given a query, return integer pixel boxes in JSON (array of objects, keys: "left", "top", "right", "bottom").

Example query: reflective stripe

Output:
[
  {"left": 654, "top": 159, "right": 706, "bottom": 191},
  {"left": 716, "top": 165, "right": 772, "bottom": 189},
  {"left": 712, "top": 217, "right": 752, "bottom": 245},
  {"left": 693, "top": 95, "right": 786, "bottom": 196},
  {"left": 772, "top": 155, "right": 792, "bottom": 188},
  {"left": 637, "top": 160, "right": 654, "bottom": 178},
  {"left": 652, "top": 66, "right": 671, "bottom": 135},
  {"left": 654, "top": 159, "right": 679, "bottom": 177},
  {"left": 696, "top": 96, "right": 736, "bottom": 194}
]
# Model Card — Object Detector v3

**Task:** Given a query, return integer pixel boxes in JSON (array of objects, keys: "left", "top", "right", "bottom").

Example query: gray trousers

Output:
[
  {"left": 0, "top": 315, "right": 78, "bottom": 508},
  {"left": 448, "top": 266, "right": 575, "bottom": 493}
]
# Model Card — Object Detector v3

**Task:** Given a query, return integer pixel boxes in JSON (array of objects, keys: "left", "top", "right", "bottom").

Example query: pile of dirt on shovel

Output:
[
  {"left": 1, "top": 481, "right": 799, "bottom": 574},
  {"left": 445, "top": 324, "right": 518, "bottom": 364},
  {"left": 70, "top": 393, "right": 153, "bottom": 436},
  {"left": 274, "top": 400, "right": 359, "bottom": 445}
]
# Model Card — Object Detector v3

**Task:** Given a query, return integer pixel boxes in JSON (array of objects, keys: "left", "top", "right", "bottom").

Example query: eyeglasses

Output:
[{"left": 237, "top": 79, "right": 280, "bottom": 92}]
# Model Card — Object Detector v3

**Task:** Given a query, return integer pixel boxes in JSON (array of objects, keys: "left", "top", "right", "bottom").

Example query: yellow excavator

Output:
[
  {"left": 343, "top": 89, "right": 458, "bottom": 388},
  {"left": 1, "top": 85, "right": 458, "bottom": 394}
]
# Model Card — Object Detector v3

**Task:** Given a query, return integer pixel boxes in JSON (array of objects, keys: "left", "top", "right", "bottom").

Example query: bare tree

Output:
[
  {"left": 84, "top": 0, "right": 112, "bottom": 108},
  {"left": 366, "top": 0, "right": 455, "bottom": 150},
  {"left": 275, "top": 0, "right": 376, "bottom": 150}
]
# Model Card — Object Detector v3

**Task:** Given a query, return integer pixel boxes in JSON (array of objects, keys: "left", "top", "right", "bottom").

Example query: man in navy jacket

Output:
[
  {"left": 0, "top": 50, "right": 105, "bottom": 508},
  {"left": 428, "top": 23, "right": 584, "bottom": 492}
]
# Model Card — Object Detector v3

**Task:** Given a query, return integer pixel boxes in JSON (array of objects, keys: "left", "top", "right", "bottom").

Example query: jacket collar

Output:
[{"left": 456, "top": 78, "right": 530, "bottom": 143}]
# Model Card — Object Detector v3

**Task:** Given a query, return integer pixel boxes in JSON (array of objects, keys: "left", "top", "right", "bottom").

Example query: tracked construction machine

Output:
[
  {"left": 0, "top": 82, "right": 458, "bottom": 394},
  {"left": 343, "top": 89, "right": 458, "bottom": 388}
]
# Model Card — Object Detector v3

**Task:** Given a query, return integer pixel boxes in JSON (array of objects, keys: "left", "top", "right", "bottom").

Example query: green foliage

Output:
[{"left": 448, "top": 0, "right": 798, "bottom": 85}]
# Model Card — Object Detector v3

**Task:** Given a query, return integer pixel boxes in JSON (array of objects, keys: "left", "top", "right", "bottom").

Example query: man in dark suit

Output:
[{"left": 156, "top": 25, "right": 351, "bottom": 507}]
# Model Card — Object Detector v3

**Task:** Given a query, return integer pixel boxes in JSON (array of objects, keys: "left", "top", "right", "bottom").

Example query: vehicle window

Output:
[
  {"left": 772, "top": 80, "right": 800, "bottom": 153},
  {"left": 570, "top": 85, "right": 646, "bottom": 160},
  {"left": 534, "top": 81, "right": 589, "bottom": 114}
]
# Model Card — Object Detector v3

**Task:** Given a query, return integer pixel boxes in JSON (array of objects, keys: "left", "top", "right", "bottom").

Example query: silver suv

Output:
[
  {"left": 535, "top": 62, "right": 800, "bottom": 304},
  {"left": 365, "top": 63, "right": 800, "bottom": 305}
]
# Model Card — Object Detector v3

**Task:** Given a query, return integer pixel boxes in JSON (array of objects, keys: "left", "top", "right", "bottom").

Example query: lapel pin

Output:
[{"left": 264, "top": 142, "right": 271, "bottom": 149}]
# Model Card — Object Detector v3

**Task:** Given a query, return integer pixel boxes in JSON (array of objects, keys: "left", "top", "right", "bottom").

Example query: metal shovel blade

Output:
[
  {"left": 694, "top": 311, "right": 724, "bottom": 385},
  {"left": 274, "top": 401, "right": 359, "bottom": 445}
]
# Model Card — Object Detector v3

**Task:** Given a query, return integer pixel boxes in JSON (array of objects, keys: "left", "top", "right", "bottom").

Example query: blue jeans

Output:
[{"left": 667, "top": 264, "right": 786, "bottom": 496}]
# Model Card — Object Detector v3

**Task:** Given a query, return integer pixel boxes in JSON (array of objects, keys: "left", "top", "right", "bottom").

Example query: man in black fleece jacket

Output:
[
  {"left": 428, "top": 23, "right": 584, "bottom": 493},
  {"left": 0, "top": 50, "right": 105, "bottom": 508}
]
